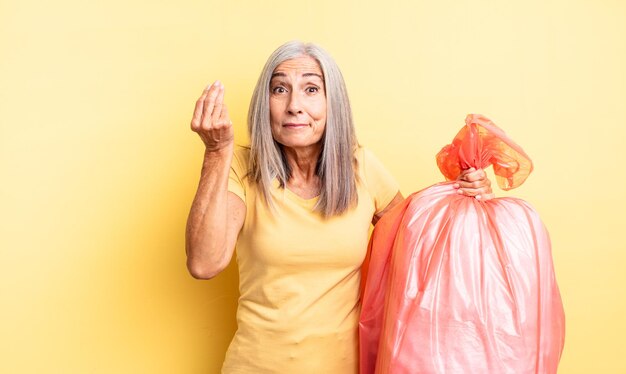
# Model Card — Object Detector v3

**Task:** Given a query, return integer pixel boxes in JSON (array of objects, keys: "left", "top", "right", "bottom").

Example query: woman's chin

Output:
[{"left": 277, "top": 139, "right": 323, "bottom": 152}]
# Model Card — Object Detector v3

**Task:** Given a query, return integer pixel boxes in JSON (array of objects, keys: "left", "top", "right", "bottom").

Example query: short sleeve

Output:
[
  {"left": 361, "top": 148, "right": 400, "bottom": 215},
  {"left": 228, "top": 147, "right": 248, "bottom": 203}
]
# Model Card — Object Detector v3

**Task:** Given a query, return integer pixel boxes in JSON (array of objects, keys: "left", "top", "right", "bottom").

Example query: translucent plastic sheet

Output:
[{"left": 359, "top": 114, "right": 565, "bottom": 374}]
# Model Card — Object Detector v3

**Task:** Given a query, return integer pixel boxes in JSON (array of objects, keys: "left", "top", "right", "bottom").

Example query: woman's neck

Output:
[{"left": 282, "top": 145, "right": 321, "bottom": 184}]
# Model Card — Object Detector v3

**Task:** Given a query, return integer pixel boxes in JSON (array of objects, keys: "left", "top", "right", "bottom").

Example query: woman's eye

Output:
[
  {"left": 272, "top": 86, "right": 286, "bottom": 94},
  {"left": 306, "top": 86, "right": 319, "bottom": 93}
]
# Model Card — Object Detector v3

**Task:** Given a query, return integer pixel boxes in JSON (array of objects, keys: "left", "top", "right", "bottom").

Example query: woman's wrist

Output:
[{"left": 203, "top": 143, "right": 233, "bottom": 159}]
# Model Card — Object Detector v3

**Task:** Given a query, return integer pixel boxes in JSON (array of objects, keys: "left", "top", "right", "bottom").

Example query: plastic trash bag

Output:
[{"left": 359, "top": 114, "right": 565, "bottom": 374}]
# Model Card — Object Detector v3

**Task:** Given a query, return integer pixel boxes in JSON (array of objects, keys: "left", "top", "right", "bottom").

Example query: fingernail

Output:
[
  {"left": 457, "top": 189, "right": 463, "bottom": 194},
  {"left": 475, "top": 195, "right": 482, "bottom": 200},
  {"left": 214, "top": 80, "right": 221, "bottom": 87},
  {"left": 453, "top": 183, "right": 460, "bottom": 189}
]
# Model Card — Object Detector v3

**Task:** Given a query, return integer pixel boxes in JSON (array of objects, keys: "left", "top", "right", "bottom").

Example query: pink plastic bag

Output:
[{"left": 359, "top": 114, "right": 565, "bottom": 374}]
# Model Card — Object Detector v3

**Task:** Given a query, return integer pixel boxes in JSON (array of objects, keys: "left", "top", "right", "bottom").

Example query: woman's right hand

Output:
[{"left": 190, "top": 81, "right": 234, "bottom": 153}]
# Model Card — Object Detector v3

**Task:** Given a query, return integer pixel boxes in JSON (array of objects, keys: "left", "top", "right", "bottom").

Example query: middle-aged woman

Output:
[{"left": 185, "top": 41, "right": 494, "bottom": 373}]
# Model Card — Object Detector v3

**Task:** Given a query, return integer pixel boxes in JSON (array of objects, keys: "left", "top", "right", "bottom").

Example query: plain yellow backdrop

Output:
[{"left": 2, "top": 0, "right": 625, "bottom": 372}]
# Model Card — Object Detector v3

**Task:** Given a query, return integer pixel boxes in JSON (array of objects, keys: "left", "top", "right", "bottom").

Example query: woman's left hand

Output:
[{"left": 454, "top": 168, "right": 495, "bottom": 201}]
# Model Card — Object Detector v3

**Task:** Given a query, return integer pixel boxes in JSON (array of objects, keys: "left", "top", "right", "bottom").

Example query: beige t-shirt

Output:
[{"left": 222, "top": 146, "right": 399, "bottom": 374}]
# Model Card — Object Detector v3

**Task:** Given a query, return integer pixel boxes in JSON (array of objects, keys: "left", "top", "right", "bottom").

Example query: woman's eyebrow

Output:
[
  {"left": 270, "top": 72, "right": 323, "bottom": 80},
  {"left": 302, "top": 73, "right": 323, "bottom": 80}
]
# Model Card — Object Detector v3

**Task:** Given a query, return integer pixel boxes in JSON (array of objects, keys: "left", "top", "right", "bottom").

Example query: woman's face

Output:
[{"left": 269, "top": 55, "right": 327, "bottom": 152}]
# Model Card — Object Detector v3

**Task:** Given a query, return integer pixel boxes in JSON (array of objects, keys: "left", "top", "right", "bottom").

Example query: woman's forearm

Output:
[{"left": 185, "top": 147, "right": 233, "bottom": 279}]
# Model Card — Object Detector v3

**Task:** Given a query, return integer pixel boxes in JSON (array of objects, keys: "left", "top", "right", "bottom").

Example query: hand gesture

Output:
[
  {"left": 190, "top": 81, "right": 234, "bottom": 153},
  {"left": 454, "top": 168, "right": 495, "bottom": 201}
]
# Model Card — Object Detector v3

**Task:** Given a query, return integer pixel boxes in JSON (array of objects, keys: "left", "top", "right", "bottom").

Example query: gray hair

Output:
[{"left": 247, "top": 41, "right": 359, "bottom": 218}]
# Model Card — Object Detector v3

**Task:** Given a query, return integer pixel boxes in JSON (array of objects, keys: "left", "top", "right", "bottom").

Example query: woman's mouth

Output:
[{"left": 283, "top": 123, "right": 308, "bottom": 128}]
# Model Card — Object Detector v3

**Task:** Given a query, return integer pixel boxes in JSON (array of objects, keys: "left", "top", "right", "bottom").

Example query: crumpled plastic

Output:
[{"left": 359, "top": 114, "right": 565, "bottom": 374}]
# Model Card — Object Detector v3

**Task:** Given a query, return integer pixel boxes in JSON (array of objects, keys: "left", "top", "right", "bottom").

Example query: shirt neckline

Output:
[
  {"left": 284, "top": 186, "right": 320, "bottom": 203},
  {"left": 272, "top": 179, "right": 320, "bottom": 204}
]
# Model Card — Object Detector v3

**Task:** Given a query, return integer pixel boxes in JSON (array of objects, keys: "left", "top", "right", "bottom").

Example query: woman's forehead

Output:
[{"left": 272, "top": 55, "right": 323, "bottom": 77}]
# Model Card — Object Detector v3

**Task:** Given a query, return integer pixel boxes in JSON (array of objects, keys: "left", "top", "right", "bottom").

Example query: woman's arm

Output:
[
  {"left": 372, "top": 192, "right": 405, "bottom": 226},
  {"left": 185, "top": 82, "right": 245, "bottom": 279}
]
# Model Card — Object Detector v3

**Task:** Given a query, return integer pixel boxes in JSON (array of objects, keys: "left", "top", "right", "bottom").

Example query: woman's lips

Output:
[{"left": 283, "top": 123, "right": 308, "bottom": 128}]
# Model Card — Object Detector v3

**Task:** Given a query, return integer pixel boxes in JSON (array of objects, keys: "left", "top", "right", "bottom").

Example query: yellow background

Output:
[{"left": 2, "top": 0, "right": 625, "bottom": 372}]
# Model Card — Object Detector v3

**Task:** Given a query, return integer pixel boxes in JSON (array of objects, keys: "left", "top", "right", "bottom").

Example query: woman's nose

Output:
[{"left": 287, "top": 93, "right": 303, "bottom": 114}]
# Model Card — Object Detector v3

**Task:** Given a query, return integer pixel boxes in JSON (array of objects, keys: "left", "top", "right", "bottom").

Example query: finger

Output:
[
  {"left": 191, "top": 84, "right": 213, "bottom": 130},
  {"left": 211, "top": 83, "right": 225, "bottom": 124},
  {"left": 476, "top": 192, "right": 495, "bottom": 201},
  {"left": 462, "top": 168, "right": 486, "bottom": 182},
  {"left": 201, "top": 81, "right": 221, "bottom": 129},
  {"left": 456, "top": 167, "right": 474, "bottom": 180},
  {"left": 455, "top": 180, "right": 483, "bottom": 189},
  {"left": 457, "top": 188, "right": 475, "bottom": 196},
  {"left": 454, "top": 169, "right": 470, "bottom": 188},
  {"left": 191, "top": 95, "right": 209, "bottom": 131},
  {"left": 457, "top": 185, "right": 489, "bottom": 197},
  {"left": 219, "top": 104, "right": 231, "bottom": 126}
]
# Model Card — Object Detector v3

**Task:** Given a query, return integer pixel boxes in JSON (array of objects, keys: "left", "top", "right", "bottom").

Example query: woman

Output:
[{"left": 185, "top": 41, "right": 493, "bottom": 373}]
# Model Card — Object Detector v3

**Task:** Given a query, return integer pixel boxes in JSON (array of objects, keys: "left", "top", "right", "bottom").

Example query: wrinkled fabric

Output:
[{"left": 359, "top": 114, "right": 565, "bottom": 374}]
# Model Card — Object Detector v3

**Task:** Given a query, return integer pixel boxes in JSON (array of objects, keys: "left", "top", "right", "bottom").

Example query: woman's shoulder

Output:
[
  {"left": 354, "top": 145, "right": 400, "bottom": 214},
  {"left": 354, "top": 146, "right": 384, "bottom": 169},
  {"left": 354, "top": 145, "right": 388, "bottom": 185},
  {"left": 354, "top": 145, "right": 398, "bottom": 188}
]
